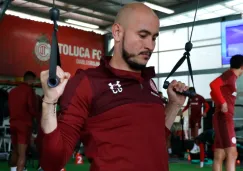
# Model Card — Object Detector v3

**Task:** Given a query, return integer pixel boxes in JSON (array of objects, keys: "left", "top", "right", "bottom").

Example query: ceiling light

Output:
[
  {"left": 170, "top": 15, "right": 192, "bottom": 22},
  {"left": 224, "top": 0, "right": 243, "bottom": 7},
  {"left": 186, "top": 9, "right": 209, "bottom": 17},
  {"left": 65, "top": 19, "right": 99, "bottom": 29},
  {"left": 5, "top": 10, "right": 53, "bottom": 23},
  {"left": 232, "top": 4, "right": 243, "bottom": 12},
  {"left": 5, "top": 10, "right": 109, "bottom": 34},
  {"left": 214, "top": 8, "right": 237, "bottom": 16},
  {"left": 143, "top": 2, "right": 174, "bottom": 14},
  {"left": 159, "top": 19, "right": 178, "bottom": 27},
  {"left": 203, "top": 4, "right": 225, "bottom": 12},
  {"left": 92, "top": 29, "right": 108, "bottom": 35}
]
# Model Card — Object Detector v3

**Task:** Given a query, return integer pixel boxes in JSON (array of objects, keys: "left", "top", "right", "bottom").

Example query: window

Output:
[
  {"left": 189, "top": 73, "right": 221, "bottom": 99},
  {"left": 188, "top": 22, "right": 221, "bottom": 41},
  {"left": 147, "top": 53, "right": 159, "bottom": 73},
  {"left": 154, "top": 38, "right": 159, "bottom": 53},
  {"left": 108, "top": 38, "right": 114, "bottom": 53},
  {"left": 159, "top": 28, "right": 188, "bottom": 51},
  {"left": 192, "top": 38, "right": 221, "bottom": 47},
  {"left": 190, "top": 45, "right": 222, "bottom": 70},
  {"left": 159, "top": 50, "right": 188, "bottom": 73},
  {"left": 152, "top": 78, "right": 159, "bottom": 90}
]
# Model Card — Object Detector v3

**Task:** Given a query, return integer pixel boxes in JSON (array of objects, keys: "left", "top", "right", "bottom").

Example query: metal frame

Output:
[{"left": 155, "top": 67, "right": 228, "bottom": 78}]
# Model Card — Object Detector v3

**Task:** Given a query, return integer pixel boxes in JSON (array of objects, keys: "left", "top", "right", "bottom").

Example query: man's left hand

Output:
[{"left": 167, "top": 80, "right": 189, "bottom": 106}]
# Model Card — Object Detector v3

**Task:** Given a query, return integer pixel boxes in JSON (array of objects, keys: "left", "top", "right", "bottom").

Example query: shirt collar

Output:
[{"left": 100, "top": 56, "right": 155, "bottom": 81}]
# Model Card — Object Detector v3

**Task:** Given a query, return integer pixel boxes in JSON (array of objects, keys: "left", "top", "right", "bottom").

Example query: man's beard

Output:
[{"left": 122, "top": 40, "right": 151, "bottom": 71}]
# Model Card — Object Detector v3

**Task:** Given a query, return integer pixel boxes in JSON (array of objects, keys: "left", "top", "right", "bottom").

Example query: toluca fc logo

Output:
[
  {"left": 108, "top": 81, "right": 123, "bottom": 94},
  {"left": 33, "top": 34, "right": 51, "bottom": 65}
]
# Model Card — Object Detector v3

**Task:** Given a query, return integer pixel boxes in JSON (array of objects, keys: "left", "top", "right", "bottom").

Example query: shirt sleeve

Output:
[
  {"left": 39, "top": 71, "right": 93, "bottom": 171},
  {"left": 209, "top": 77, "right": 226, "bottom": 105},
  {"left": 203, "top": 99, "right": 210, "bottom": 113},
  {"left": 201, "top": 97, "right": 210, "bottom": 114}
]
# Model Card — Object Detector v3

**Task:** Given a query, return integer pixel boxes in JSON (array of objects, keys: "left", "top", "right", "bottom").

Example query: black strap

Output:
[
  {"left": 47, "top": 6, "right": 61, "bottom": 88},
  {"left": 0, "top": 0, "right": 11, "bottom": 22},
  {"left": 163, "top": 0, "right": 200, "bottom": 96}
]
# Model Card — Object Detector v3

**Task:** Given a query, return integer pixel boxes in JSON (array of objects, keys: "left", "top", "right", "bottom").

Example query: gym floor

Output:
[{"left": 0, "top": 158, "right": 242, "bottom": 171}]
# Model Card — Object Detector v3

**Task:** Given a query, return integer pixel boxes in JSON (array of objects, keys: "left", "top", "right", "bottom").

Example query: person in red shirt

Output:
[
  {"left": 182, "top": 88, "right": 210, "bottom": 153},
  {"left": 38, "top": 3, "right": 190, "bottom": 171},
  {"left": 210, "top": 54, "right": 243, "bottom": 171},
  {"left": 8, "top": 71, "right": 37, "bottom": 171}
]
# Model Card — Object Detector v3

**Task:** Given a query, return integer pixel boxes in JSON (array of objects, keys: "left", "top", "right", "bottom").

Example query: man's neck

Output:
[
  {"left": 109, "top": 55, "right": 141, "bottom": 73},
  {"left": 231, "top": 68, "right": 240, "bottom": 77}
]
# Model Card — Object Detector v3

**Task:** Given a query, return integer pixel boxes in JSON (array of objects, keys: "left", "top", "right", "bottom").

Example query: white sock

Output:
[
  {"left": 168, "top": 148, "right": 172, "bottom": 154},
  {"left": 10, "top": 167, "right": 17, "bottom": 171},
  {"left": 200, "top": 161, "right": 204, "bottom": 168}
]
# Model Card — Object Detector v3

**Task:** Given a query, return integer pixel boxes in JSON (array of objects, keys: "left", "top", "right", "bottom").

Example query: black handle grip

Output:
[
  {"left": 47, "top": 76, "right": 60, "bottom": 88},
  {"left": 47, "top": 7, "right": 61, "bottom": 88},
  {"left": 163, "top": 81, "right": 196, "bottom": 97}
]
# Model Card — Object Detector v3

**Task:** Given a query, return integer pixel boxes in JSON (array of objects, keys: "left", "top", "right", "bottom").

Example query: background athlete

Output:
[{"left": 210, "top": 54, "right": 243, "bottom": 171}]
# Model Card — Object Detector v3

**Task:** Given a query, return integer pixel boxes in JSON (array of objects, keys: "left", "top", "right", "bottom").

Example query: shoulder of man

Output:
[
  {"left": 59, "top": 67, "right": 102, "bottom": 111},
  {"left": 220, "top": 69, "right": 235, "bottom": 81}
]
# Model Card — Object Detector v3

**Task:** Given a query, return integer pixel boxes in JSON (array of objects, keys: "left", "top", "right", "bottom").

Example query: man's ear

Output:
[{"left": 112, "top": 23, "right": 123, "bottom": 42}]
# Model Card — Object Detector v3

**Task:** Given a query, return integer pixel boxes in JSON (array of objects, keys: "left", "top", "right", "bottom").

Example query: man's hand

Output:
[
  {"left": 40, "top": 66, "right": 71, "bottom": 103},
  {"left": 221, "top": 102, "right": 228, "bottom": 113},
  {"left": 167, "top": 80, "right": 189, "bottom": 106},
  {"left": 40, "top": 66, "right": 71, "bottom": 134},
  {"left": 165, "top": 80, "right": 189, "bottom": 129}
]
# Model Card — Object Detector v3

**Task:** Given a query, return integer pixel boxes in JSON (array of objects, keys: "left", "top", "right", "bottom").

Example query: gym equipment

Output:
[
  {"left": 163, "top": 0, "right": 200, "bottom": 98},
  {"left": 0, "top": 0, "right": 11, "bottom": 22},
  {"left": 47, "top": 0, "right": 62, "bottom": 88},
  {"left": 164, "top": 0, "right": 200, "bottom": 158}
]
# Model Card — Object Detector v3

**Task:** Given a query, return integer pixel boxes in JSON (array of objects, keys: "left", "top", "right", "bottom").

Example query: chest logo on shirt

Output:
[{"left": 108, "top": 81, "right": 123, "bottom": 94}]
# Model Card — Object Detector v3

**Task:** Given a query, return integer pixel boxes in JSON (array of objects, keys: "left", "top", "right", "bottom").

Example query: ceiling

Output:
[{"left": 4, "top": 0, "right": 243, "bottom": 34}]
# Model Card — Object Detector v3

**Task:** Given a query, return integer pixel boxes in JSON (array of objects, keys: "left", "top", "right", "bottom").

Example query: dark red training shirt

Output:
[
  {"left": 182, "top": 94, "right": 210, "bottom": 120},
  {"left": 39, "top": 57, "right": 170, "bottom": 171},
  {"left": 8, "top": 83, "right": 37, "bottom": 126},
  {"left": 210, "top": 69, "right": 237, "bottom": 115}
]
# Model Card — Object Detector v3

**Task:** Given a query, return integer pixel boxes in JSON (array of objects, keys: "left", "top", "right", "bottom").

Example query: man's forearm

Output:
[
  {"left": 165, "top": 102, "right": 181, "bottom": 130},
  {"left": 41, "top": 103, "right": 58, "bottom": 134}
]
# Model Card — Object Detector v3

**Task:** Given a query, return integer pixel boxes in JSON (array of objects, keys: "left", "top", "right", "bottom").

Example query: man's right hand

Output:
[
  {"left": 40, "top": 66, "right": 71, "bottom": 102},
  {"left": 221, "top": 102, "right": 228, "bottom": 113}
]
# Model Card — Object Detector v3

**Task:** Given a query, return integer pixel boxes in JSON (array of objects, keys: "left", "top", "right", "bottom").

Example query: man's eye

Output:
[{"left": 139, "top": 34, "right": 147, "bottom": 38}]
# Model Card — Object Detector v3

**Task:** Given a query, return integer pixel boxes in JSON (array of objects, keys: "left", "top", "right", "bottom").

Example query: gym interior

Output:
[{"left": 0, "top": 0, "right": 243, "bottom": 171}]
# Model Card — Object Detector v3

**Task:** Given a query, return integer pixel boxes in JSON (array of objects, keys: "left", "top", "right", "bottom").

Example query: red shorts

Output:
[
  {"left": 213, "top": 112, "right": 236, "bottom": 149},
  {"left": 189, "top": 117, "right": 201, "bottom": 129},
  {"left": 10, "top": 124, "right": 32, "bottom": 145}
]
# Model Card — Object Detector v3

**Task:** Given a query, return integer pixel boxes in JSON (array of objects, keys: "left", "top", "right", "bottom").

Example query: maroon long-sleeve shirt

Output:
[
  {"left": 210, "top": 69, "right": 237, "bottom": 114},
  {"left": 39, "top": 56, "right": 170, "bottom": 171},
  {"left": 8, "top": 83, "right": 37, "bottom": 126}
]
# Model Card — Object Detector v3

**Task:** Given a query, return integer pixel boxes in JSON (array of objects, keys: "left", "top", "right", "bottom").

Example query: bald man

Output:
[{"left": 38, "top": 3, "right": 189, "bottom": 171}]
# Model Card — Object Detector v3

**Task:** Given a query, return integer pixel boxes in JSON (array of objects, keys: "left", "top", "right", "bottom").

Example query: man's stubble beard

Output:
[{"left": 121, "top": 37, "right": 147, "bottom": 71}]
